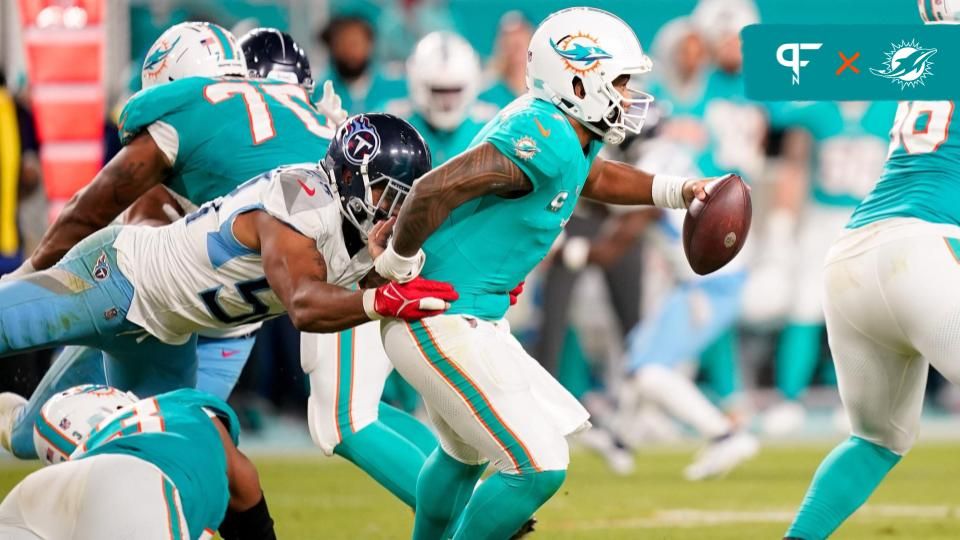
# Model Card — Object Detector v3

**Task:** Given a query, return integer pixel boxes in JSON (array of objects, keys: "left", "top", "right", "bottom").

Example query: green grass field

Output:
[{"left": 3, "top": 443, "right": 960, "bottom": 539}]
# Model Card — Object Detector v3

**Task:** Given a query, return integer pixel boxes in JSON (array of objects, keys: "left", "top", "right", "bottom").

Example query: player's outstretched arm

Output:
[
  {"left": 250, "top": 210, "right": 370, "bottom": 333},
  {"left": 582, "top": 155, "right": 709, "bottom": 208},
  {"left": 390, "top": 142, "right": 533, "bottom": 257},
  {"left": 28, "top": 132, "right": 170, "bottom": 270},
  {"left": 246, "top": 211, "right": 457, "bottom": 331},
  {"left": 211, "top": 416, "right": 277, "bottom": 540}
]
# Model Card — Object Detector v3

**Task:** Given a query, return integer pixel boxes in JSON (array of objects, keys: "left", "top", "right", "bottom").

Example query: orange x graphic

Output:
[{"left": 836, "top": 51, "right": 860, "bottom": 75}]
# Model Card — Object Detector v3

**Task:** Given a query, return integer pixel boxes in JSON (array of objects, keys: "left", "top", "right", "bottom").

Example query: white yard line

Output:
[{"left": 561, "top": 505, "right": 957, "bottom": 531}]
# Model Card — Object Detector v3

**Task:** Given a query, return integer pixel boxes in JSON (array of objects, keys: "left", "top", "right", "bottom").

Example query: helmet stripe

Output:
[
  {"left": 208, "top": 24, "right": 235, "bottom": 60},
  {"left": 919, "top": 0, "right": 939, "bottom": 22},
  {"left": 35, "top": 414, "right": 77, "bottom": 458}
]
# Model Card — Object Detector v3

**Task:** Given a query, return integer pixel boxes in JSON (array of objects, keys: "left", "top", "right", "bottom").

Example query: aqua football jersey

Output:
[
  {"left": 478, "top": 80, "right": 521, "bottom": 109},
  {"left": 76, "top": 389, "right": 240, "bottom": 539},
  {"left": 786, "top": 102, "right": 896, "bottom": 207},
  {"left": 405, "top": 112, "right": 488, "bottom": 165},
  {"left": 695, "top": 69, "right": 769, "bottom": 180},
  {"left": 421, "top": 95, "right": 603, "bottom": 320},
  {"left": 848, "top": 101, "right": 960, "bottom": 228},
  {"left": 119, "top": 76, "right": 332, "bottom": 206}
]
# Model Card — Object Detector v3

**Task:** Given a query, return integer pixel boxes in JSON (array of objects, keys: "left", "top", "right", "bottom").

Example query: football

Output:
[{"left": 682, "top": 174, "right": 752, "bottom": 275}]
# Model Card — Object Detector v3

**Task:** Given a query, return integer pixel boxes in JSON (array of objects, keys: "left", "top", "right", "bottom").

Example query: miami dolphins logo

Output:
[
  {"left": 342, "top": 116, "right": 381, "bottom": 166},
  {"left": 142, "top": 36, "right": 181, "bottom": 81},
  {"left": 550, "top": 32, "right": 612, "bottom": 75},
  {"left": 870, "top": 39, "right": 937, "bottom": 89}
]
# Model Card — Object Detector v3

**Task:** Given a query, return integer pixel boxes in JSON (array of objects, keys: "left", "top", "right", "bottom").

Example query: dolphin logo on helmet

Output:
[{"left": 550, "top": 34, "right": 612, "bottom": 74}]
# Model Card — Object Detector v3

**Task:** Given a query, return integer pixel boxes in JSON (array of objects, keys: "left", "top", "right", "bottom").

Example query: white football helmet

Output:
[
  {"left": 527, "top": 7, "right": 654, "bottom": 145},
  {"left": 142, "top": 22, "right": 247, "bottom": 90},
  {"left": 919, "top": 0, "right": 960, "bottom": 23},
  {"left": 34, "top": 384, "right": 137, "bottom": 466},
  {"left": 692, "top": 0, "right": 759, "bottom": 45},
  {"left": 407, "top": 31, "right": 482, "bottom": 131}
]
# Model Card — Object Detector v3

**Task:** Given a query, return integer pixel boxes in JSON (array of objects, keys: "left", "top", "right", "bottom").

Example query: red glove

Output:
[
  {"left": 363, "top": 277, "right": 459, "bottom": 321},
  {"left": 508, "top": 281, "right": 525, "bottom": 306}
]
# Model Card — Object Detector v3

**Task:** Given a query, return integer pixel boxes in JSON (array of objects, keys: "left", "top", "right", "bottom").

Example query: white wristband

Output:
[
  {"left": 362, "top": 289, "right": 383, "bottom": 320},
  {"left": 652, "top": 174, "right": 688, "bottom": 209},
  {"left": 374, "top": 241, "right": 425, "bottom": 283},
  {"left": 561, "top": 237, "right": 591, "bottom": 271}
]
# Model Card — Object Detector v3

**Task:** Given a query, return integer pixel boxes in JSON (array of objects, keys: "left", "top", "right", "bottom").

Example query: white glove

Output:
[
  {"left": 314, "top": 80, "right": 348, "bottom": 129},
  {"left": 0, "top": 259, "right": 36, "bottom": 282}
]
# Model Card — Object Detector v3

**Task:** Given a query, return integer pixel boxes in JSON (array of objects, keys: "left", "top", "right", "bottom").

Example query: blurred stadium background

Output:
[{"left": 3, "top": 1, "right": 960, "bottom": 539}]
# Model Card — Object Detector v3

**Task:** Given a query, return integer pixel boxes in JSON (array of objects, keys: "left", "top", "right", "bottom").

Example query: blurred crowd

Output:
[{"left": 3, "top": 0, "right": 949, "bottom": 456}]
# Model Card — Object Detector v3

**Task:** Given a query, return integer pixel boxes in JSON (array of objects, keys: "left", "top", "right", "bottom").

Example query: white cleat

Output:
[
  {"left": 0, "top": 393, "right": 27, "bottom": 454},
  {"left": 760, "top": 401, "right": 807, "bottom": 436},
  {"left": 577, "top": 427, "right": 636, "bottom": 476},
  {"left": 684, "top": 431, "right": 759, "bottom": 481}
]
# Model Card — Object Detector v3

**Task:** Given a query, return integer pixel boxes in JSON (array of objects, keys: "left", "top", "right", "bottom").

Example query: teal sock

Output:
[
  {"left": 453, "top": 470, "right": 566, "bottom": 540},
  {"left": 699, "top": 329, "right": 742, "bottom": 402},
  {"left": 378, "top": 402, "right": 438, "bottom": 456},
  {"left": 557, "top": 328, "right": 592, "bottom": 400},
  {"left": 383, "top": 371, "right": 421, "bottom": 413},
  {"left": 786, "top": 436, "right": 901, "bottom": 539},
  {"left": 333, "top": 420, "right": 429, "bottom": 509},
  {"left": 413, "top": 448, "right": 485, "bottom": 540},
  {"left": 777, "top": 323, "right": 823, "bottom": 400}
]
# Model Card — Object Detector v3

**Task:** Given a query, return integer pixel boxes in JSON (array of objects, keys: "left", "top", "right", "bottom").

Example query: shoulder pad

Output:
[
  {"left": 118, "top": 76, "right": 214, "bottom": 145},
  {"left": 260, "top": 165, "right": 338, "bottom": 238}
]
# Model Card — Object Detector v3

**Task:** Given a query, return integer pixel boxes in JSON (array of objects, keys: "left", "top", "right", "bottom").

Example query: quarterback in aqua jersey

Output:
[
  {"left": 0, "top": 385, "right": 274, "bottom": 540},
  {"left": 785, "top": 3, "right": 960, "bottom": 539},
  {"left": 372, "top": 8, "right": 722, "bottom": 539}
]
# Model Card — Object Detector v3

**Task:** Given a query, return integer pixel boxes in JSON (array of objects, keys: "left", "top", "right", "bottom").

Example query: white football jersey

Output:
[{"left": 113, "top": 164, "right": 373, "bottom": 344}]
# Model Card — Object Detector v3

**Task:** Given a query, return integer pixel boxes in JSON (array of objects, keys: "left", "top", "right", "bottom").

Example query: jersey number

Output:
[
  {"left": 200, "top": 277, "right": 273, "bottom": 324},
  {"left": 889, "top": 101, "right": 954, "bottom": 155},
  {"left": 203, "top": 82, "right": 334, "bottom": 144},
  {"left": 83, "top": 399, "right": 165, "bottom": 452}
]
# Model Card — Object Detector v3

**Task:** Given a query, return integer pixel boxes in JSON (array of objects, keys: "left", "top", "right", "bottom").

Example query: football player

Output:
[
  {"left": 0, "top": 115, "right": 452, "bottom": 460},
  {"left": 387, "top": 31, "right": 495, "bottom": 165},
  {"left": 300, "top": 30, "right": 500, "bottom": 510},
  {"left": 785, "top": 3, "right": 960, "bottom": 538},
  {"left": 0, "top": 385, "right": 274, "bottom": 540},
  {"left": 373, "top": 8, "right": 725, "bottom": 538},
  {"left": 616, "top": 135, "right": 758, "bottom": 481},
  {"left": 0, "top": 23, "right": 343, "bottom": 459},
  {"left": 758, "top": 101, "right": 896, "bottom": 436}
]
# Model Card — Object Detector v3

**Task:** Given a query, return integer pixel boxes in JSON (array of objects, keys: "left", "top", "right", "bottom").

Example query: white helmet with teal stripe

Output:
[
  {"left": 526, "top": 7, "right": 654, "bottom": 145},
  {"left": 919, "top": 0, "right": 960, "bottom": 23},
  {"left": 141, "top": 21, "right": 247, "bottom": 90},
  {"left": 34, "top": 384, "right": 137, "bottom": 466}
]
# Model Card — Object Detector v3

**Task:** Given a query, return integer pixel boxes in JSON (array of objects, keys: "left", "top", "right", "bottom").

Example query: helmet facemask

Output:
[
  {"left": 424, "top": 86, "right": 471, "bottom": 131},
  {"left": 331, "top": 157, "right": 412, "bottom": 240},
  {"left": 573, "top": 72, "right": 654, "bottom": 145}
]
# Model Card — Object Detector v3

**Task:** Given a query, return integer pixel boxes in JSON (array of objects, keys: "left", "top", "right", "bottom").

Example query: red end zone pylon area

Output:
[{"left": 18, "top": 0, "right": 105, "bottom": 222}]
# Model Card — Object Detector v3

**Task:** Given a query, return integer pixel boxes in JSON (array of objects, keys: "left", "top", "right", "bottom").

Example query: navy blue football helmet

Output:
[
  {"left": 239, "top": 28, "right": 314, "bottom": 92},
  {"left": 324, "top": 113, "right": 432, "bottom": 237}
]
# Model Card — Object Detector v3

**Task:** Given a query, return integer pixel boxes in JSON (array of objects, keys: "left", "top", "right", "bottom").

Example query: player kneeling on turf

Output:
[{"left": 0, "top": 385, "right": 274, "bottom": 540}]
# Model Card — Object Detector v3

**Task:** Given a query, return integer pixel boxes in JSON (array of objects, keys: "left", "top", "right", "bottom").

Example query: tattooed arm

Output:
[
  {"left": 391, "top": 142, "right": 533, "bottom": 257},
  {"left": 29, "top": 132, "right": 171, "bottom": 270},
  {"left": 582, "top": 155, "right": 707, "bottom": 207}
]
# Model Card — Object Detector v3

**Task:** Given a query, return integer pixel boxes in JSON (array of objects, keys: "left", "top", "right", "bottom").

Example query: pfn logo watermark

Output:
[{"left": 776, "top": 42, "right": 823, "bottom": 85}]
